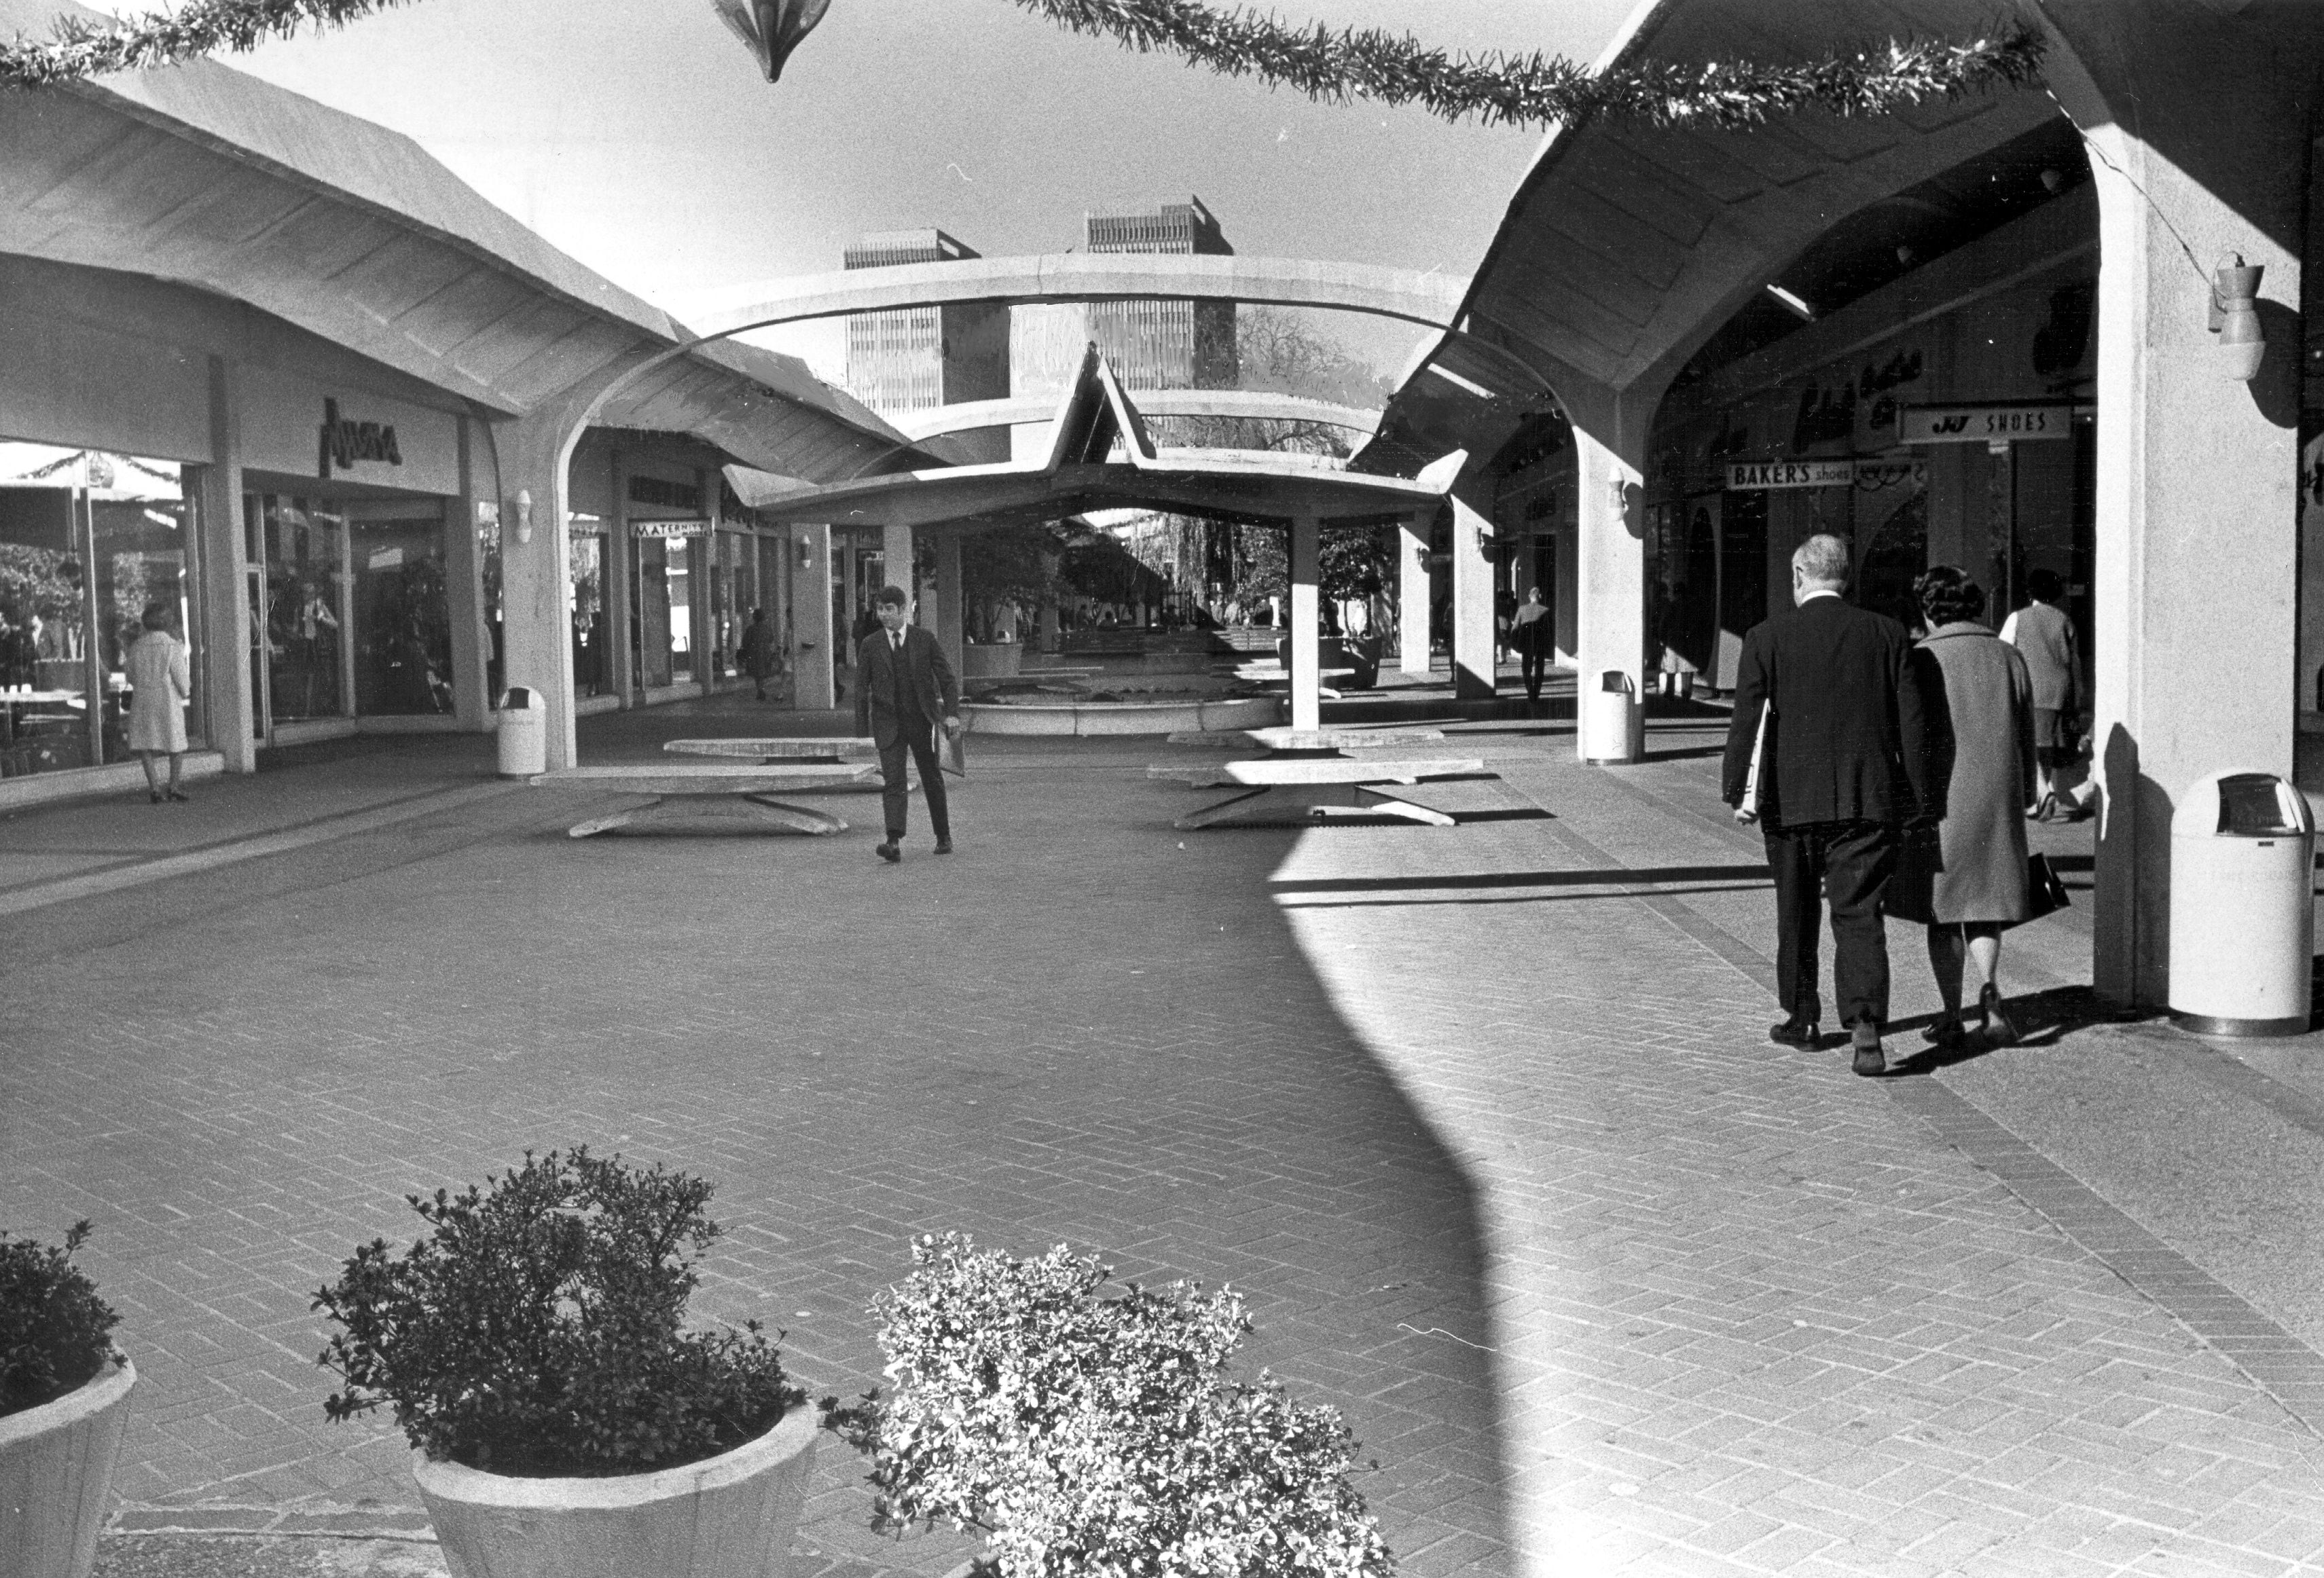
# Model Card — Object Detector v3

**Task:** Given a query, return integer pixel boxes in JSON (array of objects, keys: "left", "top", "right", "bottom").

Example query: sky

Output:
[{"left": 225, "top": 0, "right": 1638, "bottom": 382}]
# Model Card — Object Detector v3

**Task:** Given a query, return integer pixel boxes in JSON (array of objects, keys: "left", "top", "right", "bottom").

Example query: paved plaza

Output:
[{"left": 8, "top": 686, "right": 2324, "bottom": 1577}]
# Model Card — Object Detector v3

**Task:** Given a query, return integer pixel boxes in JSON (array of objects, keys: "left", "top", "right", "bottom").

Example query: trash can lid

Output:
[
  {"left": 500, "top": 686, "right": 535, "bottom": 710},
  {"left": 2173, "top": 770, "right": 2314, "bottom": 838}
]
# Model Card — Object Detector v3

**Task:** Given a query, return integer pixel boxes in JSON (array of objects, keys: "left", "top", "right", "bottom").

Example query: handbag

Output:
[{"left": 2026, "top": 852, "right": 2071, "bottom": 919}]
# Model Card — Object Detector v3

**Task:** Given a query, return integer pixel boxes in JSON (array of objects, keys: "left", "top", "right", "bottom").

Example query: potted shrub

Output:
[
  {"left": 1, "top": 1221, "right": 136, "bottom": 1578},
  {"left": 829, "top": 1232, "right": 1392, "bottom": 1578},
  {"left": 314, "top": 1149, "right": 818, "bottom": 1578}
]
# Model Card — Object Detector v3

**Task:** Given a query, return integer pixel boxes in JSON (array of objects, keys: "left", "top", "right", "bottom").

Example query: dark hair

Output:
[
  {"left": 2025, "top": 568, "right": 2065, "bottom": 603},
  {"left": 1914, "top": 564, "right": 1986, "bottom": 627},
  {"left": 140, "top": 602, "right": 170, "bottom": 632},
  {"left": 874, "top": 584, "right": 909, "bottom": 610}
]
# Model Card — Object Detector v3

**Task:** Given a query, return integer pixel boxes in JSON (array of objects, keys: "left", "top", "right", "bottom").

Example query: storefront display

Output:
[{"left": 1, "top": 444, "right": 202, "bottom": 780}]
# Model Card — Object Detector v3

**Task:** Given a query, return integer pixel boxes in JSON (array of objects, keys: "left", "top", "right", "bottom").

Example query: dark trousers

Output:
[
  {"left": 876, "top": 706, "right": 949, "bottom": 842},
  {"left": 1763, "top": 819, "right": 1898, "bottom": 1029},
  {"left": 1520, "top": 647, "right": 1547, "bottom": 700}
]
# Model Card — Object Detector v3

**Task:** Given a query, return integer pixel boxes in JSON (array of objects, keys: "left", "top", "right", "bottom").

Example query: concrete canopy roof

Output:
[
  {"left": 0, "top": 0, "right": 935, "bottom": 484},
  {"left": 1359, "top": 0, "right": 2064, "bottom": 473},
  {"left": 729, "top": 348, "right": 1459, "bottom": 531},
  {"left": 892, "top": 390, "right": 1382, "bottom": 442}
]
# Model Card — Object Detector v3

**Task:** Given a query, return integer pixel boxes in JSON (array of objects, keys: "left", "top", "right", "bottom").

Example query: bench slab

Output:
[
  {"left": 664, "top": 738, "right": 878, "bottom": 761},
  {"left": 533, "top": 764, "right": 880, "bottom": 794},
  {"left": 1150, "top": 757, "right": 1481, "bottom": 788}
]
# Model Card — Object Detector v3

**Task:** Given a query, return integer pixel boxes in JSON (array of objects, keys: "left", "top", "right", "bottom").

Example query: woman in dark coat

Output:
[
  {"left": 1902, "top": 565, "right": 2038, "bottom": 1047},
  {"left": 737, "top": 607, "right": 781, "bottom": 700}
]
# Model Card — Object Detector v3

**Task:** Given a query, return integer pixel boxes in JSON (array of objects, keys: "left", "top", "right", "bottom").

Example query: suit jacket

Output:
[
  {"left": 1721, "top": 594, "right": 1928, "bottom": 829},
  {"left": 854, "top": 624, "right": 960, "bottom": 744}
]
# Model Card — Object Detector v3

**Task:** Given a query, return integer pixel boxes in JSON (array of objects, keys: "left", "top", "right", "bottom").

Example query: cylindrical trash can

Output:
[
  {"left": 1582, "top": 669, "right": 1637, "bottom": 765},
  {"left": 495, "top": 686, "right": 546, "bottom": 778},
  {"left": 2169, "top": 770, "right": 2314, "bottom": 1036}
]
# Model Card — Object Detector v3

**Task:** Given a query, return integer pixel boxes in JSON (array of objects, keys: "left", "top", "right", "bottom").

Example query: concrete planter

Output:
[
  {"left": 962, "top": 643, "right": 1023, "bottom": 679},
  {"left": 0, "top": 1356, "right": 137, "bottom": 1578},
  {"left": 414, "top": 1403, "right": 818, "bottom": 1578}
]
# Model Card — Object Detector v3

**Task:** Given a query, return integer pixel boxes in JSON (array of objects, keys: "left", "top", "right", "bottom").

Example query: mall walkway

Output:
[{"left": 5, "top": 696, "right": 2324, "bottom": 1577}]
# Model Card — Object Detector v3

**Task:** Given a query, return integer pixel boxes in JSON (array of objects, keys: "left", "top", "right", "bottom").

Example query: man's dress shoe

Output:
[
  {"left": 934, "top": 838, "right": 953, "bottom": 855},
  {"left": 875, "top": 840, "right": 901, "bottom": 863},
  {"left": 1768, "top": 1019, "right": 1820, "bottom": 1047},
  {"left": 1850, "top": 1022, "right": 1885, "bottom": 1077}
]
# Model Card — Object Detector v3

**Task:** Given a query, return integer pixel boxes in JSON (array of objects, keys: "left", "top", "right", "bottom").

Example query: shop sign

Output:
[
  {"left": 1899, "top": 403, "right": 2074, "bottom": 444},
  {"left": 634, "top": 519, "right": 709, "bottom": 539},
  {"left": 1726, "top": 460, "right": 1856, "bottom": 490},
  {"left": 628, "top": 475, "right": 704, "bottom": 512},
  {"left": 316, "top": 399, "right": 400, "bottom": 480}
]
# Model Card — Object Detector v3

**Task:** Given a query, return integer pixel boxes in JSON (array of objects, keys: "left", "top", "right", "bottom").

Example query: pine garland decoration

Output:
[
  {"left": 1, "top": 0, "right": 406, "bottom": 89},
  {"left": 1011, "top": 0, "right": 2046, "bottom": 130}
]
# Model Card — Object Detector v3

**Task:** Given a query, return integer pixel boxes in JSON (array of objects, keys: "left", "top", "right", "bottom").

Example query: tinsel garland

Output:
[
  {"left": 1, "top": 0, "right": 403, "bottom": 89},
  {"left": 1011, "top": 0, "right": 2046, "bottom": 130}
]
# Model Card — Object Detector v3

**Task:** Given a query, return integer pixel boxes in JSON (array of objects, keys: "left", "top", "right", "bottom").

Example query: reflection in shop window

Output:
[
  {"left": 252, "top": 496, "right": 346, "bottom": 723},
  {"left": 2, "top": 444, "right": 200, "bottom": 781},
  {"left": 350, "top": 502, "right": 453, "bottom": 715}
]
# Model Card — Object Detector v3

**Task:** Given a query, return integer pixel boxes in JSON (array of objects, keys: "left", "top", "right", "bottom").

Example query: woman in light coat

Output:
[
  {"left": 126, "top": 601, "right": 192, "bottom": 803},
  {"left": 1900, "top": 566, "right": 2037, "bottom": 1047}
]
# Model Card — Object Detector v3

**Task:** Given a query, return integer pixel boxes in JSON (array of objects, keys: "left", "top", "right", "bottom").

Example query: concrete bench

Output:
[
  {"left": 664, "top": 737, "right": 879, "bottom": 762},
  {"left": 1150, "top": 756, "right": 1483, "bottom": 829},
  {"left": 1188, "top": 725, "right": 1449, "bottom": 753},
  {"left": 531, "top": 762, "right": 882, "bottom": 838}
]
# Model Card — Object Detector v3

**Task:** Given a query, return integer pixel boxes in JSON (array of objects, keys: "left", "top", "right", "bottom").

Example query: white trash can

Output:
[
  {"left": 1582, "top": 669, "right": 1639, "bottom": 765},
  {"left": 2169, "top": 770, "right": 2314, "bottom": 1036},
  {"left": 495, "top": 686, "right": 546, "bottom": 778}
]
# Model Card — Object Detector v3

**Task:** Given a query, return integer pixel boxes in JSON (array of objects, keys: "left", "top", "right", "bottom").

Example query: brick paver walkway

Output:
[{"left": 5, "top": 696, "right": 2324, "bottom": 1576}]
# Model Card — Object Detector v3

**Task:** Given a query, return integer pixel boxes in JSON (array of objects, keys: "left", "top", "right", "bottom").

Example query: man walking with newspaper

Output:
[
  {"left": 856, "top": 584, "right": 962, "bottom": 864},
  {"left": 1722, "top": 534, "right": 1927, "bottom": 1076}
]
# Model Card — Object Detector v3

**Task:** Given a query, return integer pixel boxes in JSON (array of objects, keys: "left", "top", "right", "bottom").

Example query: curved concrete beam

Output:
[
  {"left": 691, "top": 254, "right": 1470, "bottom": 336},
  {"left": 890, "top": 390, "right": 1382, "bottom": 442}
]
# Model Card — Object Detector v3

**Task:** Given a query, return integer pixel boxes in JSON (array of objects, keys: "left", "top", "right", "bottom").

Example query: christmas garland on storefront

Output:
[
  {"left": 3, "top": 0, "right": 2045, "bottom": 127},
  {"left": 1009, "top": 0, "right": 2046, "bottom": 129}
]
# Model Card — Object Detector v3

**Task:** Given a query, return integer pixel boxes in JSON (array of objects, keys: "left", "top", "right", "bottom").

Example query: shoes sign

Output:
[{"left": 1898, "top": 402, "right": 2075, "bottom": 444}]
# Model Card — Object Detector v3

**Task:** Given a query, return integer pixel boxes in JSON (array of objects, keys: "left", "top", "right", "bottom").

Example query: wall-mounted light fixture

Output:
[
  {"left": 2210, "top": 255, "right": 2266, "bottom": 382},
  {"left": 795, "top": 535, "right": 814, "bottom": 570},
  {"left": 514, "top": 489, "right": 534, "bottom": 545}
]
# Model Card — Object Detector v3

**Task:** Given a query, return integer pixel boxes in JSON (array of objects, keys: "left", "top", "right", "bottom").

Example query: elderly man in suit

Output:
[
  {"left": 1722, "top": 533, "right": 1929, "bottom": 1076},
  {"left": 855, "top": 584, "right": 962, "bottom": 863}
]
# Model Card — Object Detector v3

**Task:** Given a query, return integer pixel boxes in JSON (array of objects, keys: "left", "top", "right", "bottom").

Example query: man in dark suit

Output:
[
  {"left": 1722, "top": 533, "right": 1927, "bottom": 1075},
  {"left": 854, "top": 584, "right": 961, "bottom": 863}
]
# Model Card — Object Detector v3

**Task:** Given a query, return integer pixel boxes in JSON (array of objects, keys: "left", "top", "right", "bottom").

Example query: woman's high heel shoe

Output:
[{"left": 1980, "top": 983, "right": 2018, "bottom": 1046}]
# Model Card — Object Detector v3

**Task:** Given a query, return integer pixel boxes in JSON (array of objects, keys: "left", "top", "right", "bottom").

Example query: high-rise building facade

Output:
[
  {"left": 842, "top": 230, "right": 1010, "bottom": 413},
  {"left": 1011, "top": 197, "right": 1239, "bottom": 401}
]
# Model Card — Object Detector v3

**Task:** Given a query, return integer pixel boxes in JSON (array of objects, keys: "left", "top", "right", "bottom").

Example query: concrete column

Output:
[
  {"left": 494, "top": 413, "right": 580, "bottom": 770},
  {"left": 793, "top": 524, "right": 837, "bottom": 711},
  {"left": 883, "top": 524, "right": 915, "bottom": 606},
  {"left": 693, "top": 469, "right": 717, "bottom": 696},
  {"left": 198, "top": 355, "right": 256, "bottom": 772},
  {"left": 1398, "top": 509, "right": 1432, "bottom": 675},
  {"left": 1289, "top": 513, "right": 1321, "bottom": 732},
  {"left": 2037, "top": 7, "right": 2316, "bottom": 1005},
  {"left": 1574, "top": 430, "right": 1647, "bottom": 764},
  {"left": 932, "top": 528, "right": 965, "bottom": 685},
  {"left": 1449, "top": 497, "right": 1496, "bottom": 700},
  {"left": 446, "top": 417, "right": 492, "bottom": 729},
  {"left": 604, "top": 447, "right": 635, "bottom": 705}
]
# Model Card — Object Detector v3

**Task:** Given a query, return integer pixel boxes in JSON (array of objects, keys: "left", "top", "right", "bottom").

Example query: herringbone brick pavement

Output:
[{"left": 6, "top": 702, "right": 2324, "bottom": 1576}]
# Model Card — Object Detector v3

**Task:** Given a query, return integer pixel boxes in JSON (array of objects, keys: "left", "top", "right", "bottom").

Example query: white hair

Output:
[{"left": 1792, "top": 533, "right": 1851, "bottom": 587}]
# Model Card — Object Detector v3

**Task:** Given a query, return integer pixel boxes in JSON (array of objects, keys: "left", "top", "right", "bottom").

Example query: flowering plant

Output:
[{"left": 829, "top": 1232, "right": 1390, "bottom": 1578}]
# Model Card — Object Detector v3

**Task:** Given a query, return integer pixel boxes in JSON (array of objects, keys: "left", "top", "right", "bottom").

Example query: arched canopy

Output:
[
  {"left": 1360, "top": 0, "right": 2064, "bottom": 471},
  {"left": 729, "top": 348, "right": 1460, "bottom": 531},
  {"left": 892, "top": 389, "right": 1382, "bottom": 442},
  {"left": 692, "top": 253, "right": 1470, "bottom": 338}
]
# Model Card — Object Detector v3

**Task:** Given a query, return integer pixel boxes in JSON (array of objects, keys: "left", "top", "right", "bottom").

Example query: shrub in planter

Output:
[
  {"left": 1, "top": 1222, "right": 122, "bottom": 1419},
  {"left": 829, "top": 1232, "right": 1392, "bottom": 1578},
  {"left": 313, "top": 1148, "right": 805, "bottom": 1477},
  {"left": 3, "top": 1221, "right": 135, "bottom": 1578}
]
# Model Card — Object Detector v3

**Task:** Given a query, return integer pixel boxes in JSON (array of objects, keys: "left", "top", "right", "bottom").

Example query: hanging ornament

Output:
[{"left": 710, "top": 0, "right": 831, "bottom": 84}]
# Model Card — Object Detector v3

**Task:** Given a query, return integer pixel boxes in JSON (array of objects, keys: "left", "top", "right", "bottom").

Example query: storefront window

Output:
[
  {"left": 349, "top": 502, "right": 452, "bottom": 715},
  {"left": 570, "top": 531, "right": 608, "bottom": 696},
  {"left": 668, "top": 539, "right": 693, "bottom": 681},
  {"left": 1, "top": 445, "right": 202, "bottom": 781},
  {"left": 636, "top": 535, "right": 673, "bottom": 689},
  {"left": 251, "top": 495, "right": 346, "bottom": 723}
]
